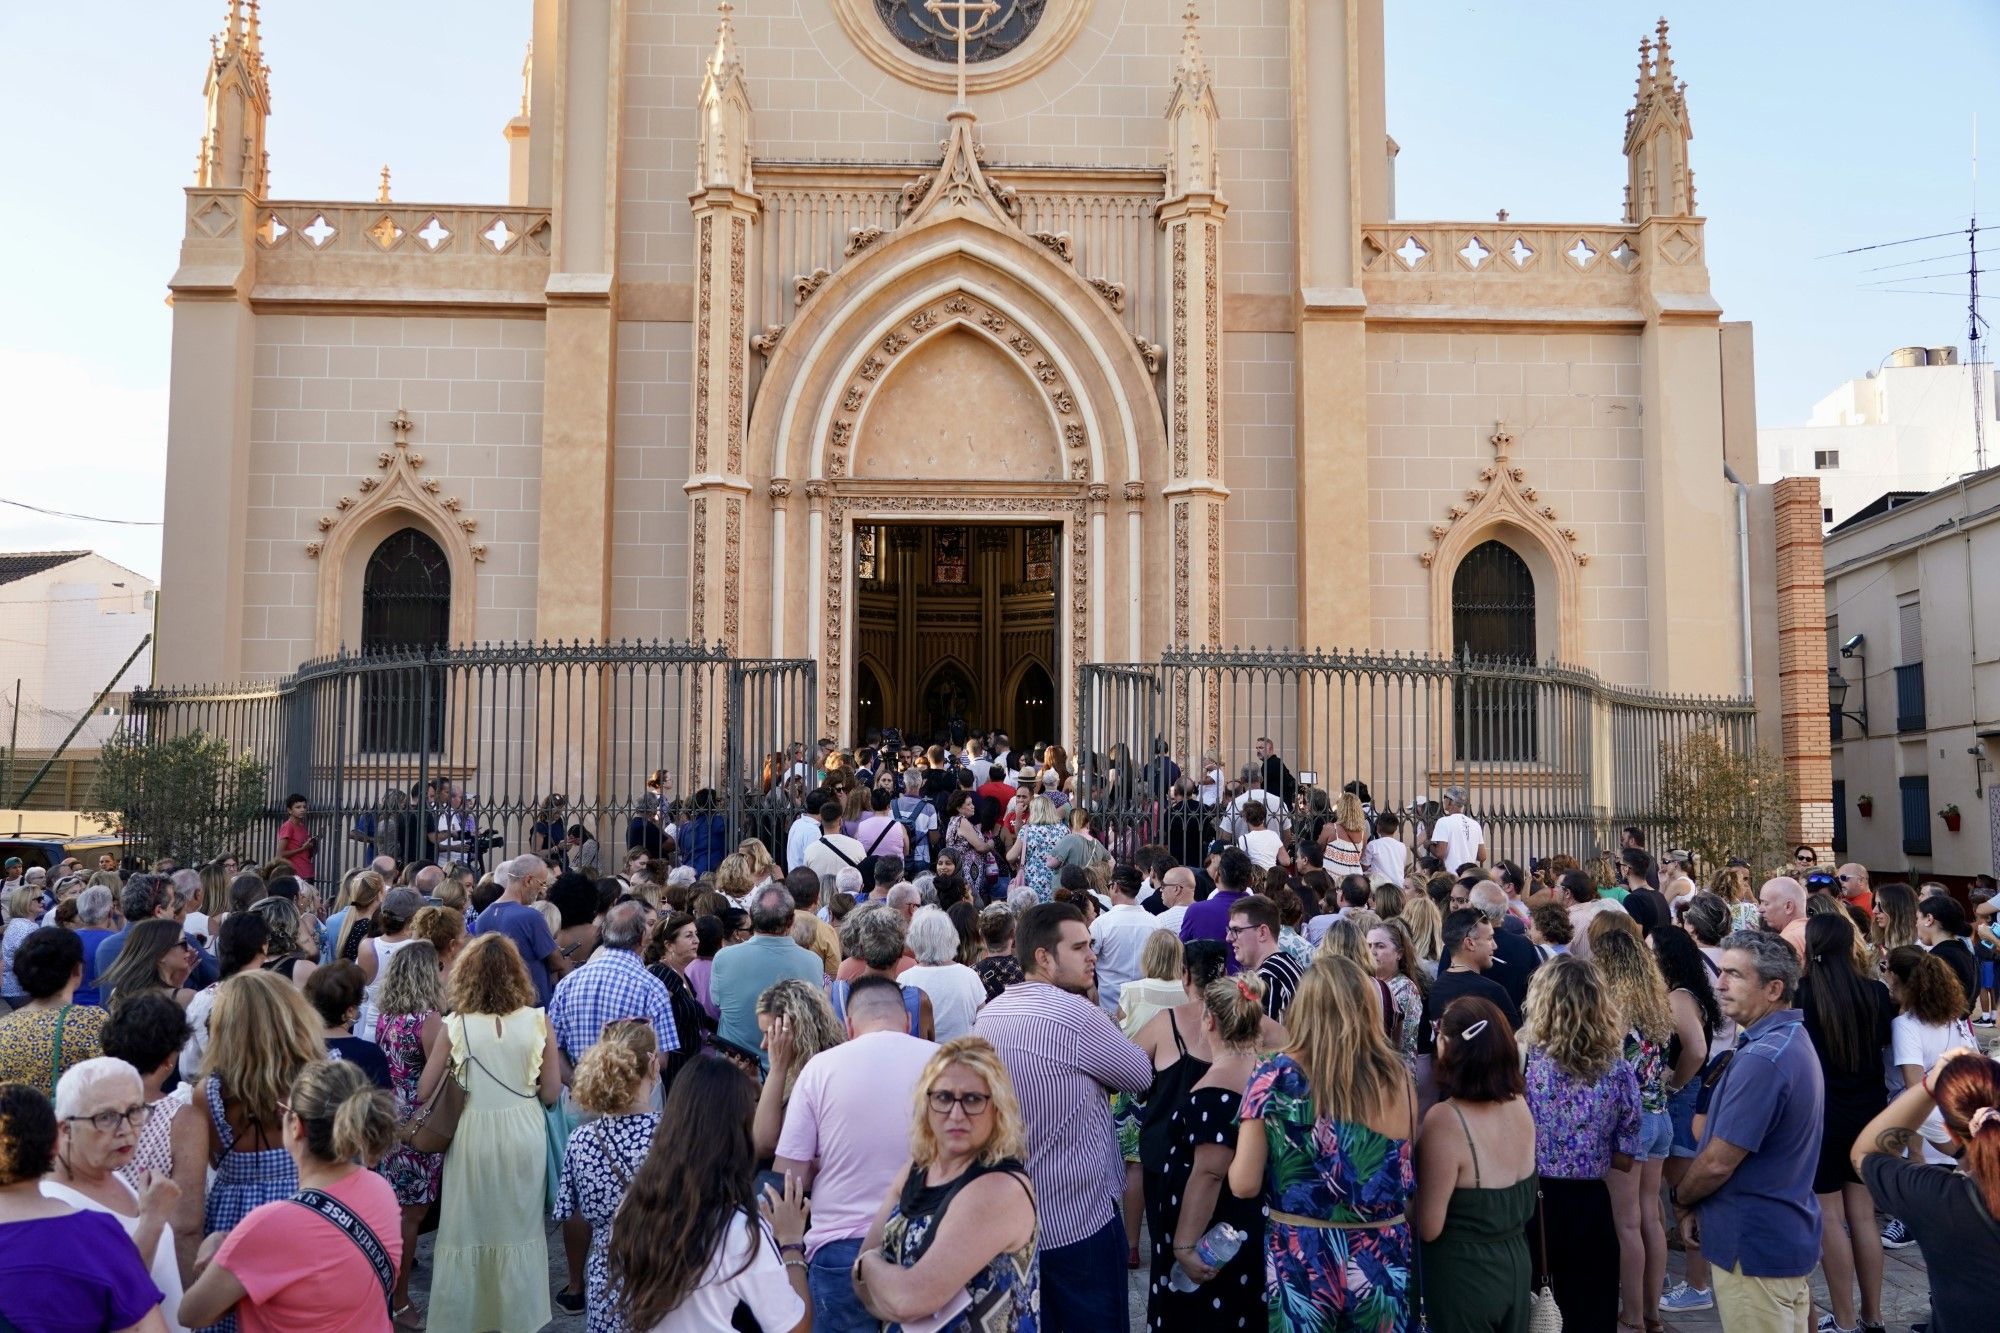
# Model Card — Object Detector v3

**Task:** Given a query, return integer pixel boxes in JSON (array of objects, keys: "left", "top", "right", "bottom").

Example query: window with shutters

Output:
[
  {"left": 1900, "top": 775, "right": 1932, "bottom": 858},
  {"left": 1895, "top": 598, "right": 1926, "bottom": 732}
]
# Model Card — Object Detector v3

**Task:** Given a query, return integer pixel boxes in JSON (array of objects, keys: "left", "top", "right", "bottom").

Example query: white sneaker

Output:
[{"left": 1658, "top": 1281, "right": 1714, "bottom": 1312}]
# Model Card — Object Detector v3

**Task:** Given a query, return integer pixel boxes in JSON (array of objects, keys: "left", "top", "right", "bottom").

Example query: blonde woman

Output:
[
  {"left": 714, "top": 854, "right": 756, "bottom": 905},
  {"left": 1227, "top": 956, "right": 1417, "bottom": 1331},
  {"left": 374, "top": 940, "right": 445, "bottom": 1323},
  {"left": 854, "top": 1037, "right": 1039, "bottom": 1328},
  {"left": 1368, "top": 919, "right": 1429, "bottom": 1071},
  {"left": 1117, "top": 932, "right": 1187, "bottom": 1038},
  {"left": 1872, "top": 881, "right": 1919, "bottom": 965},
  {"left": 1324, "top": 792, "right": 1369, "bottom": 879},
  {"left": 166, "top": 971, "right": 325, "bottom": 1315},
  {"left": 418, "top": 933, "right": 563, "bottom": 1333},
  {"left": 329, "top": 870, "right": 386, "bottom": 966},
  {"left": 1592, "top": 926, "right": 1680, "bottom": 1331},
  {"left": 751, "top": 979, "right": 845, "bottom": 1159},
  {"left": 1400, "top": 894, "right": 1444, "bottom": 980},
  {"left": 406, "top": 905, "right": 467, "bottom": 976},
  {"left": 1519, "top": 956, "right": 1640, "bottom": 1331},
  {"left": 1007, "top": 796, "right": 1066, "bottom": 902},
  {"left": 555, "top": 1021, "right": 661, "bottom": 1333},
  {"left": 1708, "top": 864, "right": 1760, "bottom": 934},
  {"left": 737, "top": 838, "right": 781, "bottom": 888}
]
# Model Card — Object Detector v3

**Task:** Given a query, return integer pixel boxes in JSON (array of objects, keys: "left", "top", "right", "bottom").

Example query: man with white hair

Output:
[
  {"left": 1757, "top": 876, "right": 1808, "bottom": 961},
  {"left": 885, "top": 882, "right": 921, "bottom": 924},
  {"left": 891, "top": 770, "right": 939, "bottom": 870},
  {"left": 831, "top": 865, "right": 864, "bottom": 908},
  {"left": 471, "top": 854, "right": 567, "bottom": 1005},
  {"left": 72, "top": 887, "right": 119, "bottom": 1007},
  {"left": 548, "top": 901, "right": 678, "bottom": 1069}
]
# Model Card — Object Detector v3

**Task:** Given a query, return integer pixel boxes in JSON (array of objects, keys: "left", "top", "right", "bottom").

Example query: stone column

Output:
[
  {"left": 1159, "top": 198, "right": 1228, "bottom": 659},
  {"left": 684, "top": 193, "right": 759, "bottom": 653},
  {"left": 1773, "top": 477, "right": 1834, "bottom": 852},
  {"left": 158, "top": 189, "right": 258, "bottom": 684},
  {"left": 1290, "top": 0, "right": 1384, "bottom": 653},
  {"left": 534, "top": 0, "right": 626, "bottom": 644}
]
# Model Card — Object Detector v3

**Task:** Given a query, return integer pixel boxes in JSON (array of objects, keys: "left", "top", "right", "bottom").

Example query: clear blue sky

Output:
[{"left": 2, "top": 0, "right": 1994, "bottom": 581}]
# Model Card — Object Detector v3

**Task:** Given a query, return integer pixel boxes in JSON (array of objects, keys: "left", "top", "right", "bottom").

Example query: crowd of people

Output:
[{"left": 1, "top": 732, "right": 1998, "bottom": 1333}]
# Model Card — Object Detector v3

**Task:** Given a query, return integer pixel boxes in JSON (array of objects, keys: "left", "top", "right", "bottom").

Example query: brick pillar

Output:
[{"left": 1773, "top": 476, "right": 1832, "bottom": 851}]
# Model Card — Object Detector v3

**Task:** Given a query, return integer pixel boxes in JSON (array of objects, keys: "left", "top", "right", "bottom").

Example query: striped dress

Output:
[{"left": 197, "top": 1077, "right": 299, "bottom": 1333}]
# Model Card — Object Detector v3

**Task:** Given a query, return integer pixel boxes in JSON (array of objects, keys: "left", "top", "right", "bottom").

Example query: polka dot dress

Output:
[{"left": 1144, "top": 1086, "right": 1264, "bottom": 1330}]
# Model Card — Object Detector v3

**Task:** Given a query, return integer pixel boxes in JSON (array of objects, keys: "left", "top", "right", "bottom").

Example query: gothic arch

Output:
[
  {"left": 1422, "top": 425, "right": 1586, "bottom": 665},
  {"left": 310, "top": 423, "right": 482, "bottom": 656}
]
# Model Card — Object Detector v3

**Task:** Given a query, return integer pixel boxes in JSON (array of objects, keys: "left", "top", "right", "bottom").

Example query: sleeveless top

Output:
[
  {"left": 198, "top": 1076, "right": 299, "bottom": 1333},
  {"left": 354, "top": 936, "right": 416, "bottom": 1043},
  {"left": 1137, "top": 1009, "right": 1211, "bottom": 1170},
  {"left": 881, "top": 1157, "right": 1039, "bottom": 1333},
  {"left": 1433, "top": 1102, "right": 1537, "bottom": 1248}
]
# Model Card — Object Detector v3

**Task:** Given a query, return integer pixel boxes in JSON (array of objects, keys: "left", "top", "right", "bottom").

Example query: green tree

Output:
[
  {"left": 86, "top": 726, "right": 270, "bottom": 868},
  {"left": 1653, "top": 729, "right": 1797, "bottom": 878}
]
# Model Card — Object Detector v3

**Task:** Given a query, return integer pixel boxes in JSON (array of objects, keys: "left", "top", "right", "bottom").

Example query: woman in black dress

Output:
[
  {"left": 644, "top": 912, "right": 710, "bottom": 1093},
  {"left": 1146, "top": 967, "right": 1268, "bottom": 1330},
  {"left": 1798, "top": 912, "right": 1892, "bottom": 1333}
]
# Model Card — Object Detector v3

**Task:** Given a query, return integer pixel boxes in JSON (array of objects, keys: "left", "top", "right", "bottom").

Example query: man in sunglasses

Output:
[{"left": 1834, "top": 862, "right": 1873, "bottom": 915}]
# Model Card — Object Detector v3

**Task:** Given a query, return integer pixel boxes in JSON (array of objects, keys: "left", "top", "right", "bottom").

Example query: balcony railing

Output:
[{"left": 1895, "top": 663, "right": 1927, "bottom": 733}]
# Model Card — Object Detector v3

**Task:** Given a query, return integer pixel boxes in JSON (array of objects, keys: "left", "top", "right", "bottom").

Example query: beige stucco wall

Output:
[
  {"left": 1364, "top": 328, "right": 1650, "bottom": 680},
  {"left": 611, "top": 319, "right": 692, "bottom": 641},
  {"left": 243, "top": 314, "right": 546, "bottom": 673},
  {"left": 1221, "top": 329, "right": 1297, "bottom": 650}
]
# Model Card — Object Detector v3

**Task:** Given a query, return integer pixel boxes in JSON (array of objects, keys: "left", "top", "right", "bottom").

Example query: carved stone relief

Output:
[{"left": 305, "top": 409, "right": 486, "bottom": 563}]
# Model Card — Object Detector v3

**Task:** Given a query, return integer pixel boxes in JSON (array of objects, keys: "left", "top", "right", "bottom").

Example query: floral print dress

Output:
[
  {"left": 554, "top": 1111, "right": 659, "bottom": 1333},
  {"left": 1016, "top": 823, "right": 1066, "bottom": 901},
  {"left": 375, "top": 1010, "right": 443, "bottom": 1206},
  {"left": 1240, "top": 1053, "right": 1414, "bottom": 1333}
]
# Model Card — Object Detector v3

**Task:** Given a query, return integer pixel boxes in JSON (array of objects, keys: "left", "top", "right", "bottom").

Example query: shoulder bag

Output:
[
  {"left": 291, "top": 1186, "right": 395, "bottom": 1310},
  {"left": 1528, "top": 1184, "right": 1562, "bottom": 1332}
]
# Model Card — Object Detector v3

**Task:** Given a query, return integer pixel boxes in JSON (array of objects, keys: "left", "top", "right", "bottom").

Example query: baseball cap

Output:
[
  {"left": 2, "top": 857, "right": 20, "bottom": 870},
  {"left": 383, "top": 887, "right": 425, "bottom": 918}
]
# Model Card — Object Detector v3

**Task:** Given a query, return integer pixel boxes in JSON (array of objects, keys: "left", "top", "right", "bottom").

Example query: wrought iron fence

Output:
[
  {"left": 1077, "top": 649, "right": 1756, "bottom": 871},
  {"left": 123, "top": 643, "right": 817, "bottom": 886}
]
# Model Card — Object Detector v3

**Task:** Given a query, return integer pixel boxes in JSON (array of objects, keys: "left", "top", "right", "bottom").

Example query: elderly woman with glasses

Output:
[
  {"left": 44, "top": 1057, "right": 186, "bottom": 1331},
  {"left": 853, "top": 1036, "right": 1039, "bottom": 1331}
]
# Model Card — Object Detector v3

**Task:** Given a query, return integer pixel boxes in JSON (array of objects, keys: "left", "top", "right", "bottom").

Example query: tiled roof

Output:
[{"left": 0, "top": 551, "right": 89, "bottom": 587}]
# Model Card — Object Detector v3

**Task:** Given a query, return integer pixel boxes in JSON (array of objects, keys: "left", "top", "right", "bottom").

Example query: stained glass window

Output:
[{"left": 873, "top": 0, "right": 1047, "bottom": 64}]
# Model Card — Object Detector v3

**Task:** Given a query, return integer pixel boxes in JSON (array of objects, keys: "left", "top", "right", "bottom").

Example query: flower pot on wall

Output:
[
  {"left": 1942, "top": 809, "right": 1962, "bottom": 832},
  {"left": 1857, "top": 797, "right": 1873, "bottom": 817}
]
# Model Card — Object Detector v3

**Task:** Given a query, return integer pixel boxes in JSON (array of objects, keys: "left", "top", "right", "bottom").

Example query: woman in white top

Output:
[
  {"left": 355, "top": 887, "right": 423, "bottom": 1043},
  {"left": 901, "top": 907, "right": 988, "bottom": 1043},
  {"left": 609, "top": 1058, "right": 810, "bottom": 1332},
  {"left": 1885, "top": 945, "right": 1978, "bottom": 1163},
  {"left": 43, "top": 1058, "right": 186, "bottom": 1332},
  {"left": 1324, "top": 793, "right": 1368, "bottom": 879}
]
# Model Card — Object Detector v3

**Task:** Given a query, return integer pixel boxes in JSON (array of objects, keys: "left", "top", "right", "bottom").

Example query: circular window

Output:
[
  {"left": 826, "top": 0, "right": 1095, "bottom": 98},
  {"left": 873, "top": 0, "right": 1048, "bottom": 64}
]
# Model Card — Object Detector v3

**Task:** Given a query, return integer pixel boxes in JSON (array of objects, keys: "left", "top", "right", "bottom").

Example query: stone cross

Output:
[{"left": 924, "top": 0, "right": 1000, "bottom": 107}]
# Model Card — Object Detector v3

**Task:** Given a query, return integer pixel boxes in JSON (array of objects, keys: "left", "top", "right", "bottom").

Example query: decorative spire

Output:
[
  {"left": 694, "top": 0, "right": 755, "bottom": 193},
  {"left": 519, "top": 41, "right": 533, "bottom": 117},
  {"left": 1163, "top": 0, "right": 1221, "bottom": 202},
  {"left": 1622, "top": 16, "right": 1693, "bottom": 221},
  {"left": 378, "top": 165, "right": 392, "bottom": 203},
  {"left": 196, "top": 0, "right": 272, "bottom": 195}
]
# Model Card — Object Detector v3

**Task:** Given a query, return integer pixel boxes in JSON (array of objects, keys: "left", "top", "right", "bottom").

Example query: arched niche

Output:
[
  {"left": 317, "top": 504, "right": 477, "bottom": 657},
  {"left": 1429, "top": 517, "right": 1578, "bottom": 667},
  {"left": 852, "top": 326, "right": 1062, "bottom": 482}
]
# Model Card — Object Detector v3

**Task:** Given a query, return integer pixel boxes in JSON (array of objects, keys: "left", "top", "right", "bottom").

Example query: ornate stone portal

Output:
[{"left": 689, "top": 0, "right": 1226, "bottom": 740}]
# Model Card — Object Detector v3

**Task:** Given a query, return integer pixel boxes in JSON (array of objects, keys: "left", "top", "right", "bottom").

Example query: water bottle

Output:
[{"left": 1166, "top": 1221, "right": 1248, "bottom": 1292}]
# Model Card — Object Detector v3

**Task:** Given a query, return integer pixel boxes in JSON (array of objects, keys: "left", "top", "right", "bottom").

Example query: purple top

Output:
[
  {"left": 0, "top": 1209, "right": 162, "bottom": 1331},
  {"left": 1178, "top": 888, "right": 1248, "bottom": 973},
  {"left": 1524, "top": 1046, "right": 1642, "bottom": 1180}
]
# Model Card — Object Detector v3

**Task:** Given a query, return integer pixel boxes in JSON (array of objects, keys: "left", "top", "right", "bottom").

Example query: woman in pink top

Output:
[{"left": 179, "top": 1060, "right": 404, "bottom": 1333}]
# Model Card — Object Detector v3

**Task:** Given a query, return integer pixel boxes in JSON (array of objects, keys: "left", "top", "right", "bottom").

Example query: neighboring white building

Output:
[
  {"left": 1761, "top": 346, "right": 2000, "bottom": 530},
  {"left": 1824, "top": 468, "right": 2000, "bottom": 879},
  {"left": 0, "top": 552, "right": 156, "bottom": 751}
]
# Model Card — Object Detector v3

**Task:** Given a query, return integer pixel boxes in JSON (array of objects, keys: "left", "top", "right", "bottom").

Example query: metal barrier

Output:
[
  {"left": 1077, "top": 649, "right": 1756, "bottom": 869},
  {"left": 124, "top": 643, "right": 817, "bottom": 884}
]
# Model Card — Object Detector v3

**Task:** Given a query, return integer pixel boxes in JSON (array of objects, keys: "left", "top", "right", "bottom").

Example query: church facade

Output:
[{"left": 155, "top": 0, "right": 1831, "bottom": 841}]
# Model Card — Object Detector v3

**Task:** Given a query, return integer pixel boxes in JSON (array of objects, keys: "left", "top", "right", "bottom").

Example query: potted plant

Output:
[
  {"left": 1857, "top": 794, "right": 1874, "bottom": 817},
  {"left": 1941, "top": 804, "right": 1962, "bottom": 832}
]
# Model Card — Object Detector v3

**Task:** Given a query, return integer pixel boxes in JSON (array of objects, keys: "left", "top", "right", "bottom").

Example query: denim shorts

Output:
[
  {"left": 1667, "top": 1081, "right": 1701, "bottom": 1158},
  {"left": 1638, "top": 1108, "right": 1675, "bottom": 1162}
]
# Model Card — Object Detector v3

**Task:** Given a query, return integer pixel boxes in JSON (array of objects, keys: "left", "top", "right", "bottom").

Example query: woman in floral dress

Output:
[
  {"left": 1007, "top": 797, "right": 1067, "bottom": 902},
  {"left": 554, "top": 1022, "right": 660, "bottom": 1333},
  {"left": 1229, "top": 956, "right": 1417, "bottom": 1332},
  {"left": 373, "top": 940, "right": 444, "bottom": 1328}
]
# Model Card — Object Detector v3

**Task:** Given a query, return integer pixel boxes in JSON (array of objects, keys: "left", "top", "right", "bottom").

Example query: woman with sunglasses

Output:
[
  {"left": 47, "top": 1057, "right": 186, "bottom": 1331},
  {"left": 99, "top": 919, "right": 200, "bottom": 1013},
  {"left": 854, "top": 1036, "right": 1039, "bottom": 1331}
]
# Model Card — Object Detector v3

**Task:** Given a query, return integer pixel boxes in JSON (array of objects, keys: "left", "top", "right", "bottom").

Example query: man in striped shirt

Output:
[{"left": 974, "top": 902, "right": 1152, "bottom": 1332}]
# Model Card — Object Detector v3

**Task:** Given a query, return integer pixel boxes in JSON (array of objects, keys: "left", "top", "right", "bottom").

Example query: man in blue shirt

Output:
[
  {"left": 709, "top": 881, "right": 824, "bottom": 1070},
  {"left": 1671, "top": 929, "right": 1825, "bottom": 1328},
  {"left": 471, "top": 854, "right": 569, "bottom": 1006}
]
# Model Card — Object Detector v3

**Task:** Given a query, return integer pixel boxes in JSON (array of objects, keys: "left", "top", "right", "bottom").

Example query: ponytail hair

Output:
[
  {"left": 1931, "top": 1051, "right": 2000, "bottom": 1217},
  {"left": 288, "top": 1058, "right": 398, "bottom": 1166},
  {"left": 1199, "top": 974, "right": 1266, "bottom": 1046}
]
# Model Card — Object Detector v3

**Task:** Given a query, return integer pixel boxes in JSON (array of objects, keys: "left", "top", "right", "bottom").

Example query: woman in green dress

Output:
[{"left": 1413, "top": 996, "right": 1538, "bottom": 1333}]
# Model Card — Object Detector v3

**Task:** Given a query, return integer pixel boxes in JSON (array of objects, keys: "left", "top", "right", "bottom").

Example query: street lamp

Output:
[{"left": 1828, "top": 664, "right": 1868, "bottom": 736}]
